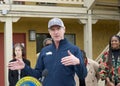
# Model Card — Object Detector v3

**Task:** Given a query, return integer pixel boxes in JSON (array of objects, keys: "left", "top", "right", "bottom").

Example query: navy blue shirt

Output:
[{"left": 24, "top": 38, "right": 87, "bottom": 86}]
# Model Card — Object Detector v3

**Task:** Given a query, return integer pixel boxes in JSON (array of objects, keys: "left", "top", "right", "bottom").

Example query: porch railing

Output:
[
  {"left": 11, "top": 0, "right": 84, "bottom": 5},
  {"left": 2, "top": 0, "right": 84, "bottom": 6}
]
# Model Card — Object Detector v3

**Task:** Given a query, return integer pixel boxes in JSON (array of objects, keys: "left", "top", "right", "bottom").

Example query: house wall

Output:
[
  {"left": 92, "top": 20, "right": 119, "bottom": 59},
  {"left": 0, "top": 18, "right": 119, "bottom": 67}
]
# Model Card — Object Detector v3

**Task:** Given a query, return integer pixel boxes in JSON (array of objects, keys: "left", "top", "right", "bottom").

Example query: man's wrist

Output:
[{"left": 76, "top": 58, "right": 80, "bottom": 65}]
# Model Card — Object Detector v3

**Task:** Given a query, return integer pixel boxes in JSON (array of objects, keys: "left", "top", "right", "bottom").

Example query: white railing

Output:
[
  {"left": 95, "top": 45, "right": 109, "bottom": 62},
  {"left": 11, "top": 0, "right": 84, "bottom": 5},
  {"left": 96, "top": 31, "right": 120, "bottom": 62}
]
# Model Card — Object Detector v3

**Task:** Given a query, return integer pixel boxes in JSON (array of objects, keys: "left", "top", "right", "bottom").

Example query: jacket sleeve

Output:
[
  {"left": 26, "top": 59, "right": 31, "bottom": 67},
  {"left": 92, "top": 59, "right": 100, "bottom": 81},
  {"left": 8, "top": 69, "right": 14, "bottom": 86},
  {"left": 74, "top": 48, "right": 87, "bottom": 79},
  {"left": 23, "top": 52, "right": 44, "bottom": 79}
]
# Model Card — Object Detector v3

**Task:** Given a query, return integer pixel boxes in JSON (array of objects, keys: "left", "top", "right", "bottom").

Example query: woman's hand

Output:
[
  {"left": 116, "top": 83, "right": 120, "bottom": 86},
  {"left": 106, "top": 77, "right": 114, "bottom": 86}
]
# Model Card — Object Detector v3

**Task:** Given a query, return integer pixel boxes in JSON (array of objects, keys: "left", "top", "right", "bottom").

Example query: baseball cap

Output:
[{"left": 48, "top": 17, "right": 65, "bottom": 29}]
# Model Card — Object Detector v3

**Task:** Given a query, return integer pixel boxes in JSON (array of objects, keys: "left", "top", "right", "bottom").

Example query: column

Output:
[
  {"left": 79, "top": 10, "right": 97, "bottom": 59},
  {"left": 0, "top": 17, "right": 20, "bottom": 86},
  {"left": 87, "top": 10, "right": 92, "bottom": 59},
  {"left": 4, "top": 17, "right": 13, "bottom": 86}
]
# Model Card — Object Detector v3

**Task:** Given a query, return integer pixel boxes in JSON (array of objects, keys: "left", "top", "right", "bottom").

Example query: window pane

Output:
[{"left": 36, "top": 33, "right": 51, "bottom": 53}]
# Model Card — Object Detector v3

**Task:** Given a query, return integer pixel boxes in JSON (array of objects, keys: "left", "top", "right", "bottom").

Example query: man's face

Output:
[{"left": 48, "top": 25, "right": 65, "bottom": 42}]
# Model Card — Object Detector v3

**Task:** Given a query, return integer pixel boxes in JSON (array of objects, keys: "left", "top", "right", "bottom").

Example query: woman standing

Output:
[
  {"left": 79, "top": 50, "right": 99, "bottom": 86},
  {"left": 99, "top": 35, "right": 120, "bottom": 86},
  {"left": 8, "top": 43, "right": 31, "bottom": 86}
]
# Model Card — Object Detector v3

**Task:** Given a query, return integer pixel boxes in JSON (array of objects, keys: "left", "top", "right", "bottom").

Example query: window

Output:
[
  {"left": 65, "top": 34, "right": 76, "bottom": 45},
  {"left": 36, "top": 33, "right": 51, "bottom": 53}
]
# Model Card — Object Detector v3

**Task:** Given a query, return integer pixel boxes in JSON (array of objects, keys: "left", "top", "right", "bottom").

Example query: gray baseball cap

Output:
[{"left": 48, "top": 17, "right": 65, "bottom": 29}]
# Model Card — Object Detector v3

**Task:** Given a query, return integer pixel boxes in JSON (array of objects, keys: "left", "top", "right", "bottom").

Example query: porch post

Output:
[
  {"left": 0, "top": 17, "right": 20, "bottom": 86},
  {"left": 4, "top": 17, "right": 13, "bottom": 86},
  {"left": 79, "top": 10, "right": 97, "bottom": 59},
  {"left": 87, "top": 10, "right": 92, "bottom": 59}
]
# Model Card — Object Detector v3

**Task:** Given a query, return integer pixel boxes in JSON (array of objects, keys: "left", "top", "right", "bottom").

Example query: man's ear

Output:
[
  {"left": 64, "top": 27, "right": 66, "bottom": 32},
  {"left": 47, "top": 29, "right": 50, "bottom": 35}
]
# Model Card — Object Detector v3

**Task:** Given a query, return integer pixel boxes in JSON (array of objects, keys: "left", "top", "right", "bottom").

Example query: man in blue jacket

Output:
[{"left": 9, "top": 17, "right": 87, "bottom": 86}]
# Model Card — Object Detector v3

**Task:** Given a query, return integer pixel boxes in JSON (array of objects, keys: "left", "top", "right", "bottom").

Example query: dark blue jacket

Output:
[{"left": 24, "top": 38, "right": 87, "bottom": 86}]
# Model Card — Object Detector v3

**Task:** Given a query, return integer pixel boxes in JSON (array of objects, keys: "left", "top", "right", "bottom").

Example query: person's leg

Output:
[{"left": 79, "top": 79, "right": 86, "bottom": 86}]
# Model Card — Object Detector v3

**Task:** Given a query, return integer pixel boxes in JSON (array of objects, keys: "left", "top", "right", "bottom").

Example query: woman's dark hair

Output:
[
  {"left": 81, "top": 50, "right": 88, "bottom": 66},
  {"left": 81, "top": 50, "right": 87, "bottom": 60},
  {"left": 13, "top": 43, "right": 25, "bottom": 58},
  {"left": 107, "top": 35, "right": 120, "bottom": 68}
]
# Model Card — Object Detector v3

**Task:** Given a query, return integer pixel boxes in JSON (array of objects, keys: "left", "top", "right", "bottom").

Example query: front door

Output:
[{"left": 0, "top": 33, "right": 4, "bottom": 86}]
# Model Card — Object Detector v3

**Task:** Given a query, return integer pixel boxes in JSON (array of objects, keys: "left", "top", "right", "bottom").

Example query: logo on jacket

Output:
[{"left": 46, "top": 51, "right": 52, "bottom": 55}]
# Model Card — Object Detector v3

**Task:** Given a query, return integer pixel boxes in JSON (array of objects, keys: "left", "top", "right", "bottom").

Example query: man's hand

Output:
[
  {"left": 61, "top": 50, "right": 80, "bottom": 66},
  {"left": 8, "top": 58, "right": 25, "bottom": 70}
]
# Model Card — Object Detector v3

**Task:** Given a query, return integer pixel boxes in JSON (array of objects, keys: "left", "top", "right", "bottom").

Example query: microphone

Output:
[{"left": 41, "top": 69, "right": 48, "bottom": 83}]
